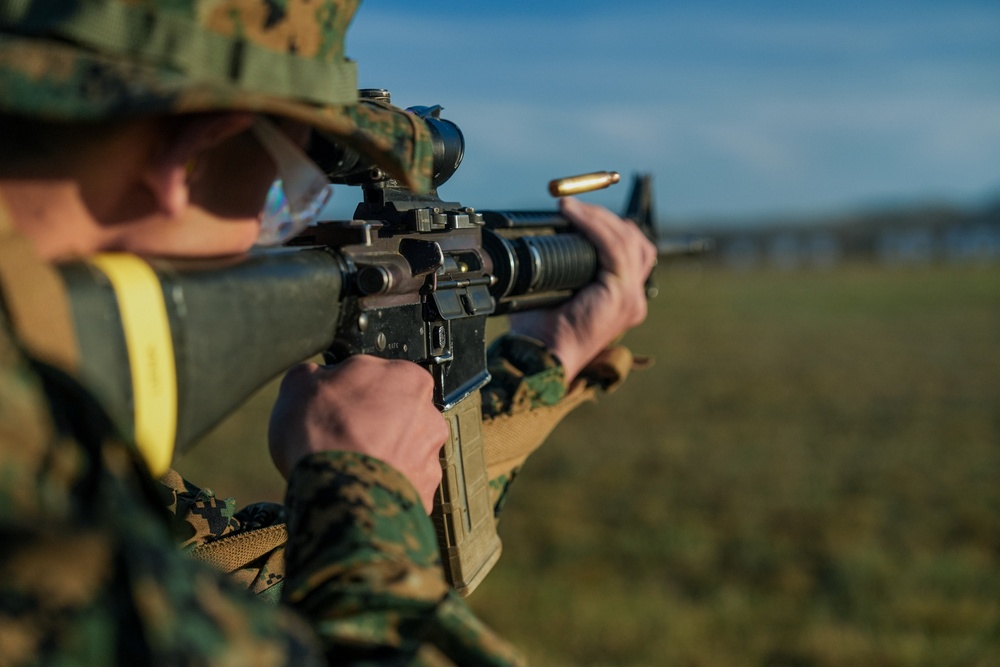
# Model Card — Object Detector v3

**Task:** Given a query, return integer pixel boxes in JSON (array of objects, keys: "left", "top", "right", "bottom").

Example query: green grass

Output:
[{"left": 177, "top": 263, "right": 1000, "bottom": 666}]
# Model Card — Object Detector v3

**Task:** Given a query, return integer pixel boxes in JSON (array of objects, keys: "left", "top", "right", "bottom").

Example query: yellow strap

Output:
[{"left": 88, "top": 254, "right": 177, "bottom": 476}]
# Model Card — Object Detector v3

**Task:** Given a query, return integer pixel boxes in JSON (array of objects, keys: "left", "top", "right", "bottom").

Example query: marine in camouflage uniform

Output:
[{"left": 0, "top": 1, "right": 641, "bottom": 664}]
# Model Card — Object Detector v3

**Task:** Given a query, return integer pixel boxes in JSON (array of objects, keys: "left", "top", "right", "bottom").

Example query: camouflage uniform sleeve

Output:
[
  {"left": 280, "top": 451, "right": 525, "bottom": 666},
  {"left": 481, "top": 333, "right": 568, "bottom": 420},
  {"left": 161, "top": 454, "right": 526, "bottom": 664}
]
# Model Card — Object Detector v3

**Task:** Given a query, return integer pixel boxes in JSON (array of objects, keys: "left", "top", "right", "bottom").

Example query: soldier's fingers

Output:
[
  {"left": 559, "top": 197, "right": 628, "bottom": 270},
  {"left": 561, "top": 197, "right": 653, "bottom": 278}
]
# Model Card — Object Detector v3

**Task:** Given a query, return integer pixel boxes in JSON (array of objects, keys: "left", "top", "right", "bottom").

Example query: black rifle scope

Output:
[
  {"left": 301, "top": 90, "right": 654, "bottom": 313},
  {"left": 308, "top": 89, "right": 465, "bottom": 190}
]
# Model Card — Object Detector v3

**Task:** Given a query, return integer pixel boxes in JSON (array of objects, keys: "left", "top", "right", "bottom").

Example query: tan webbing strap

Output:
[
  {"left": 0, "top": 208, "right": 79, "bottom": 373},
  {"left": 483, "top": 381, "right": 597, "bottom": 479},
  {"left": 583, "top": 345, "right": 653, "bottom": 392},
  {"left": 482, "top": 345, "right": 646, "bottom": 479},
  {"left": 189, "top": 524, "right": 289, "bottom": 573}
]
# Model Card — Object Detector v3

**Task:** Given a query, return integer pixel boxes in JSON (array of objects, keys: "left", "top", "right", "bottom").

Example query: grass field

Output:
[{"left": 177, "top": 262, "right": 1000, "bottom": 666}]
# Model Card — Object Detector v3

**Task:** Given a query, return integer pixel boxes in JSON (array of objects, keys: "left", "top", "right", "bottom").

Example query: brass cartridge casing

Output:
[{"left": 548, "top": 171, "right": 621, "bottom": 197}]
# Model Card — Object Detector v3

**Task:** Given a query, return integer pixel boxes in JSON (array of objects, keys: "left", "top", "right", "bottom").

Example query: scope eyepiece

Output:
[{"left": 408, "top": 105, "right": 465, "bottom": 189}]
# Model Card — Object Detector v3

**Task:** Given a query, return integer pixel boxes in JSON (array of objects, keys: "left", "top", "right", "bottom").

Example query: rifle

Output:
[{"left": 56, "top": 94, "right": 664, "bottom": 595}]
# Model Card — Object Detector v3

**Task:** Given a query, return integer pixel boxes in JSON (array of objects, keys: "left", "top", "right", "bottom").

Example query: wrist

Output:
[{"left": 507, "top": 319, "right": 587, "bottom": 382}]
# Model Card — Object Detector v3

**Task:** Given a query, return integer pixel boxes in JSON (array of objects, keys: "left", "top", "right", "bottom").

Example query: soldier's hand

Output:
[
  {"left": 268, "top": 356, "right": 447, "bottom": 513},
  {"left": 508, "top": 197, "right": 657, "bottom": 381}
]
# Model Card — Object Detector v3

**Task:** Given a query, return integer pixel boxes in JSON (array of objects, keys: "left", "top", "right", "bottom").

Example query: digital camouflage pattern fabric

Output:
[
  {"left": 0, "top": 0, "right": 434, "bottom": 191},
  {"left": 481, "top": 334, "right": 568, "bottom": 418}
]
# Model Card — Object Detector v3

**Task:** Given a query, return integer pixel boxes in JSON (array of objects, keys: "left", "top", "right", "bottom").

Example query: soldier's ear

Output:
[{"left": 141, "top": 113, "right": 254, "bottom": 218}]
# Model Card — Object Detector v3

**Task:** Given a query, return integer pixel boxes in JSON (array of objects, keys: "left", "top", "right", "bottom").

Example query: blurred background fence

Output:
[{"left": 687, "top": 199, "right": 1000, "bottom": 272}]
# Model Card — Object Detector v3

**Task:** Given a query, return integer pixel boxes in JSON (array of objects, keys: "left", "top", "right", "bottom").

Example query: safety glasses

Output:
[{"left": 251, "top": 116, "right": 332, "bottom": 247}]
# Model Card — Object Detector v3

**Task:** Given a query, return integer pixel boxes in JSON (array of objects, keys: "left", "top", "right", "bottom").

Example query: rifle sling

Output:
[
  {"left": 189, "top": 524, "right": 289, "bottom": 573},
  {"left": 482, "top": 381, "right": 596, "bottom": 479},
  {"left": 481, "top": 345, "right": 644, "bottom": 479}
]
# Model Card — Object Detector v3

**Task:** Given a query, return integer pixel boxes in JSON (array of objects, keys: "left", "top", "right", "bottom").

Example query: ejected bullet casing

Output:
[{"left": 548, "top": 171, "right": 621, "bottom": 197}]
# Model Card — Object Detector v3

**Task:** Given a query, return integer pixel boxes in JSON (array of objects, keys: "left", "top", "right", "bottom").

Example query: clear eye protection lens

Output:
[
  {"left": 257, "top": 180, "right": 293, "bottom": 247},
  {"left": 251, "top": 117, "right": 332, "bottom": 247},
  {"left": 256, "top": 179, "right": 331, "bottom": 247}
]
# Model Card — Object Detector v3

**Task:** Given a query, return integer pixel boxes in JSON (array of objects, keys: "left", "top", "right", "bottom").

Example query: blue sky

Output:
[{"left": 337, "top": 1, "right": 1000, "bottom": 225}]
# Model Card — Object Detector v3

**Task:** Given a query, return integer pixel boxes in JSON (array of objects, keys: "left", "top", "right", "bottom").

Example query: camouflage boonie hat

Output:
[{"left": 0, "top": 0, "right": 433, "bottom": 191}]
